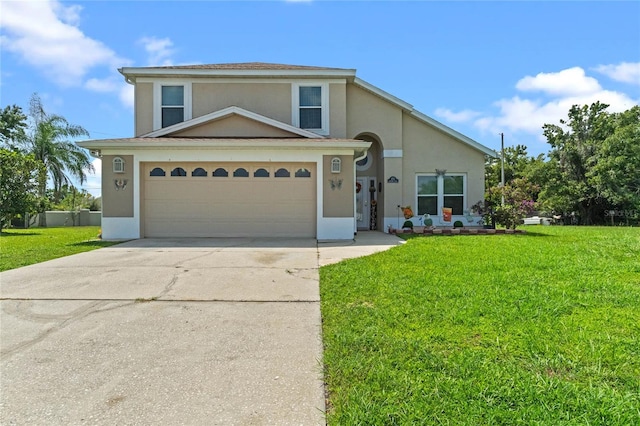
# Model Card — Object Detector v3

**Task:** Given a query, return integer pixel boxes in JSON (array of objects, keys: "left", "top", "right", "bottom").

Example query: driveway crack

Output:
[{"left": 0, "top": 300, "right": 129, "bottom": 360}]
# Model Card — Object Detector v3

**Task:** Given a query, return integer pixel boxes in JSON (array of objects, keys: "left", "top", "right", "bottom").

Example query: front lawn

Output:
[
  {"left": 320, "top": 227, "right": 640, "bottom": 425},
  {"left": 0, "top": 226, "right": 120, "bottom": 272}
]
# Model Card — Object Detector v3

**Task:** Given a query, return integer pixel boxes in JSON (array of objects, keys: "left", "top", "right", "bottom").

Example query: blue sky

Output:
[{"left": 2, "top": 0, "right": 639, "bottom": 197}]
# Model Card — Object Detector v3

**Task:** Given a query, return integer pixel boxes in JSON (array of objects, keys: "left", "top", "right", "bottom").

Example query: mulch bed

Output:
[{"left": 392, "top": 228, "right": 526, "bottom": 236}]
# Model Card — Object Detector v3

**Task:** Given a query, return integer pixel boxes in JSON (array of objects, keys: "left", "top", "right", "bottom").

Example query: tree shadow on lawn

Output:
[
  {"left": 69, "top": 240, "right": 121, "bottom": 248},
  {"left": 0, "top": 231, "right": 42, "bottom": 237},
  {"left": 520, "top": 229, "right": 554, "bottom": 237}
]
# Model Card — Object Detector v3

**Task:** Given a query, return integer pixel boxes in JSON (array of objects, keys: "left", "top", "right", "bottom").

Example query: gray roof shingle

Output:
[{"left": 144, "top": 62, "right": 351, "bottom": 71}]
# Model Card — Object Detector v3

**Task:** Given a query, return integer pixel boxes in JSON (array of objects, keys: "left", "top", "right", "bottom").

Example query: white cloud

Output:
[
  {"left": 437, "top": 66, "right": 639, "bottom": 141},
  {"left": 594, "top": 62, "right": 640, "bottom": 86},
  {"left": 138, "top": 36, "right": 175, "bottom": 66},
  {"left": 119, "top": 84, "right": 135, "bottom": 110},
  {"left": 515, "top": 67, "right": 601, "bottom": 96},
  {"left": 51, "top": 1, "right": 82, "bottom": 26},
  {"left": 85, "top": 77, "right": 119, "bottom": 93},
  {"left": 434, "top": 108, "right": 481, "bottom": 123},
  {"left": 0, "top": 0, "right": 128, "bottom": 87},
  {"left": 81, "top": 157, "right": 102, "bottom": 198}
]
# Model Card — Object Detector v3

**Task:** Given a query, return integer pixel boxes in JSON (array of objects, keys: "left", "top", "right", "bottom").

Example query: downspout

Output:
[{"left": 353, "top": 149, "right": 368, "bottom": 236}]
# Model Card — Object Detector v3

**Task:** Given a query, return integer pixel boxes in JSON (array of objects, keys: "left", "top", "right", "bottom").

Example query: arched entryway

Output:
[{"left": 354, "top": 133, "right": 384, "bottom": 231}]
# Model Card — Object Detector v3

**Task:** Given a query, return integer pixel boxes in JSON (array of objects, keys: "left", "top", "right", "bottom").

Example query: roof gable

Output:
[
  {"left": 352, "top": 78, "right": 497, "bottom": 156},
  {"left": 121, "top": 62, "right": 495, "bottom": 156},
  {"left": 142, "top": 106, "right": 323, "bottom": 139}
]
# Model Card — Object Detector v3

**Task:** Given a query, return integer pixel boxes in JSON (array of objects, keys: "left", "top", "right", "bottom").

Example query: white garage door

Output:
[{"left": 143, "top": 162, "right": 316, "bottom": 237}]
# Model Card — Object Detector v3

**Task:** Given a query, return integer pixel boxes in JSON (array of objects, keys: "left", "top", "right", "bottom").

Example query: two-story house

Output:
[{"left": 78, "top": 63, "right": 496, "bottom": 240}]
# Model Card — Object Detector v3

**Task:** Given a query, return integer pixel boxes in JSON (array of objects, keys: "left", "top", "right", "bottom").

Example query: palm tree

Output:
[{"left": 24, "top": 94, "right": 93, "bottom": 226}]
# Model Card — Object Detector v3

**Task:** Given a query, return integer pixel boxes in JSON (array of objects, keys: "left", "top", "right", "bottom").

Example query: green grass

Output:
[
  {"left": 320, "top": 227, "right": 640, "bottom": 425},
  {"left": 0, "top": 226, "right": 120, "bottom": 271}
]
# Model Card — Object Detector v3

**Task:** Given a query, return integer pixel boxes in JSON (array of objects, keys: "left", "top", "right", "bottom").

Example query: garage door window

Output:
[
  {"left": 254, "top": 168, "right": 269, "bottom": 177},
  {"left": 150, "top": 167, "right": 166, "bottom": 177},
  {"left": 233, "top": 168, "right": 249, "bottom": 177},
  {"left": 213, "top": 168, "right": 228, "bottom": 177},
  {"left": 295, "top": 168, "right": 311, "bottom": 178},
  {"left": 192, "top": 168, "right": 207, "bottom": 177},
  {"left": 148, "top": 164, "right": 313, "bottom": 180},
  {"left": 171, "top": 167, "right": 187, "bottom": 177},
  {"left": 275, "top": 168, "right": 290, "bottom": 178}
]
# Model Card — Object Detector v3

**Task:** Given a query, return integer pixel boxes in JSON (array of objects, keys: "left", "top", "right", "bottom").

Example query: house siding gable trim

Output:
[{"left": 142, "top": 106, "right": 322, "bottom": 139}]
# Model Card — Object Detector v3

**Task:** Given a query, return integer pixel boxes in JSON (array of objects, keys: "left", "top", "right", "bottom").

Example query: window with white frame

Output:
[
  {"left": 112, "top": 157, "right": 125, "bottom": 173},
  {"left": 443, "top": 175, "right": 465, "bottom": 215},
  {"left": 154, "top": 82, "right": 192, "bottom": 130},
  {"left": 331, "top": 157, "right": 341, "bottom": 173},
  {"left": 417, "top": 175, "right": 438, "bottom": 215},
  {"left": 292, "top": 83, "right": 328, "bottom": 135},
  {"left": 417, "top": 174, "right": 466, "bottom": 216},
  {"left": 161, "top": 86, "right": 184, "bottom": 128}
]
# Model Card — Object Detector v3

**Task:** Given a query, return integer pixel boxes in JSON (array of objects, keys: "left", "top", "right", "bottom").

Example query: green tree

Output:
[
  {"left": 590, "top": 106, "right": 640, "bottom": 218},
  {"left": 21, "top": 94, "right": 93, "bottom": 226},
  {"left": 485, "top": 144, "right": 543, "bottom": 188},
  {"left": 486, "top": 178, "right": 539, "bottom": 229},
  {"left": 48, "top": 184, "right": 95, "bottom": 212},
  {"left": 541, "top": 102, "right": 617, "bottom": 224},
  {"left": 0, "top": 149, "right": 46, "bottom": 229},
  {"left": 0, "top": 105, "right": 27, "bottom": 146}
]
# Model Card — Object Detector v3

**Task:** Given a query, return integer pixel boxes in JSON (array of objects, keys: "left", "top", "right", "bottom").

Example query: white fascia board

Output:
[
  {"left": 137, "top": 77, "right": 347, "bottom": 85},
  {"left": 77, "top": 138, "right": 371, "bottom": 152},
  {"left": 353, "top": 77, "right": 414, "bottom": 111},
  {"left": 142, "top": 106, "right": 322, "bottom": 139},
  {"left": 410, "top": 110, "right": 498, "bottom": 157},
  {"left": 120, "top": 67, "right": 357, "bottom": 80}
]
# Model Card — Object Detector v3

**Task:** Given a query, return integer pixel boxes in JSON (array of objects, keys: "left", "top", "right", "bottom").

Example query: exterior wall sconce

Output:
[{"left": 435, "top": 169, "right": 447, "bottom": 176}]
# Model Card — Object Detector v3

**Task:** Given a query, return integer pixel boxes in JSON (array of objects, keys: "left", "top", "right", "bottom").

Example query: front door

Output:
[{"left": 356, "top": 177, "right": 377, "bottom": 230}]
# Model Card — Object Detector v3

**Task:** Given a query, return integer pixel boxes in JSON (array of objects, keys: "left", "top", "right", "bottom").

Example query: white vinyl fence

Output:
[{"left": 27, "top": 210, "right": 101, "bottom": 227}]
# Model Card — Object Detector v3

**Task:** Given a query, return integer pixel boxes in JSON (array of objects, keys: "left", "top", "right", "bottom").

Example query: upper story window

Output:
[
  {"left": 292, "top": 83, "right": 329, "bottom": 135},
  {"left": 153, "top": 82, "right": 192, "bottom": 130},
  {"left": 299, "top": 86, "right": 321, "bottom": 128},
  {"left": 162, "top": 86, "right": 184, "bottom": 128}
]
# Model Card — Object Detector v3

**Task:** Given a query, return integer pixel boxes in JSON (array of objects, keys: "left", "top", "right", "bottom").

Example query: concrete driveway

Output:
[{"left": 0, "top": 233, "right": 402, "bottom": 425}]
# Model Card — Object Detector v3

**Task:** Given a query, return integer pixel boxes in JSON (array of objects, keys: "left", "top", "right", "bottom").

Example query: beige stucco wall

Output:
[
  {"left": 170, "top": 115, "right": 300, "bottom": 138},
  {"left": 192, "top": 83, "right": 291, "bottom": 124},
  {"left": 323, "top": 155, "right": 354, "bottom": 217},
  {"left": 102, "top": 155, "right": 134, "bottom": 217},
  {"left": 401, "top": 112, "right": 486, "bottom": 210},
  {"left": 329, "top": 83, "right": 347, "bottom": 138},
  {"left": 135, "top": 83, "right": 153, "bottom": 136},
  {"left": 346, "top": 81, "right": 406, "bottom": 225},
  {"left": 346, "top": 84, "right": 403, "bottom": 150}
]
